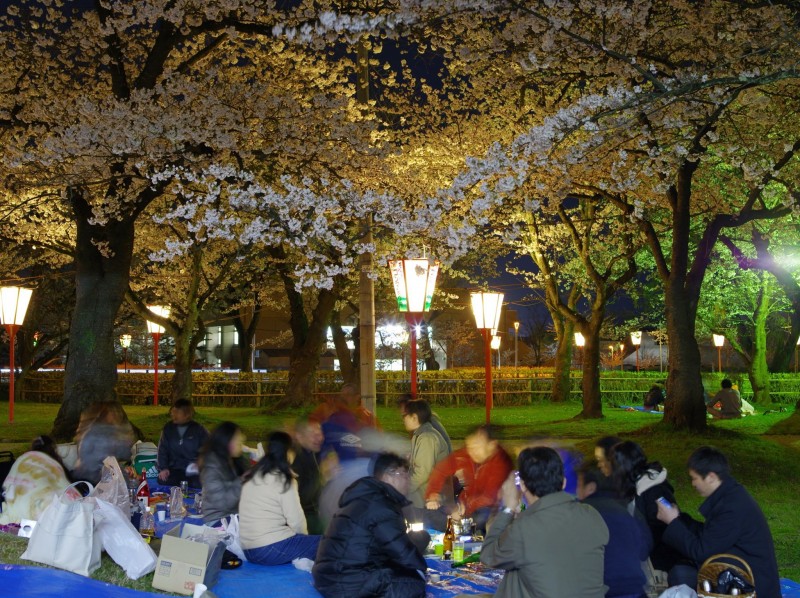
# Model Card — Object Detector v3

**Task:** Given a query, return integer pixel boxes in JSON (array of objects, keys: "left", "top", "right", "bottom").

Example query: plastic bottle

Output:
[
  {"left": 139, "top": 506, "right": 155, "bottom": 541},
  {"left": 136, "top": 470, "right": 151, "bottom": 509},
  {"left": 443, "top": 516, "right": 455, "bottom": 558}
]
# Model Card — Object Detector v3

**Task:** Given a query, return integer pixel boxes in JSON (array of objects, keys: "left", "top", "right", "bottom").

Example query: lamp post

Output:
[
  {"left": 631, "top": 331, "right": 642, "bottom": 372},
  {"left": 513, "top": 321, "right": 520, "bottom": 375},
  {"left": 471, "top": 292, "right": 504, "bottom": 423},
  {"left": 619, "top": 343, "right": 625, "bottom": 371},
  {"left": 389, "top": 258, "right": 439, "bottom": 398},
  {"left": 574, "top": 332, "right": 585, "bottom": 373},
  {"left": 491, "top": 334, "right": 501, "bottom": 369},
  {"left": 146, "top": 305, "right": 170, "bottom": 407},
  {"left": 120, "top": 334, "right": 132, "bottom": 373},
  {"left": 0, "top": 286, "right": 33, "bottom": 423},
  {"left": 713, "top": 334, "right": 724, "bottom": 374}
]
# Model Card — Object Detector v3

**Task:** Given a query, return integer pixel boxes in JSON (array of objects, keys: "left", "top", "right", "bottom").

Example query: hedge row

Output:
[{"left": 10, "top": 368, "right": 799, "bottom": 408}]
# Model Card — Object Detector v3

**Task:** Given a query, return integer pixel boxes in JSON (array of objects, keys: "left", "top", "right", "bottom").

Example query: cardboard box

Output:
[{"left": 152, "top": 522, "right": 225, "bottom": 595}]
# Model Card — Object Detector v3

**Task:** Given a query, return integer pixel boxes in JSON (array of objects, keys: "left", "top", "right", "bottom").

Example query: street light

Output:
[
  {"left": 619, "top": 343, "right": 625, "bottom": 372},
  {"left": 513, "top": 321, "right": 520, "bottom": 374},
  {"left": 713, "top": 334, "right": 725, "bottom": 374},
  {"left": 574, "top": 332, "right": 585, "bottom": 372},
  {"left": 389, "top": 257, "right": 439, "bottom": 398},
  {"left": 471, "top": 292, "right": 504, "bottom": 423},
  {"left": 631, "top": 331, "right": 642, "bottom": 372},
  {"left": 491, "top": 334, "right": 501, "bottom": 369},
  {"left": 120, "top": 334, "right": 132, "bottom": 374},
  {"left": 146, "top": 305, "right": 170, "bottom": 407},
  {"left": 0, "top": 286, "right": 32, "bottom": 423}
]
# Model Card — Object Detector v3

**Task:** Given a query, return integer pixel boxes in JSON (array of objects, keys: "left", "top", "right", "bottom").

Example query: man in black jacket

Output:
[
  {"left": 657, "top": 446, "right": 780, "bottom": 598},
  {"left": 312, "top": 453, "right": 427, "bottom": 598},
  {"left": 156, "top": 399, "right": 209, "bottom": 487}
]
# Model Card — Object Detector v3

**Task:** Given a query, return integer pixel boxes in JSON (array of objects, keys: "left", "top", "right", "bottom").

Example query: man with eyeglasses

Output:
[{"left": 313, "top": 453, "right": 428, "bottom": 598}]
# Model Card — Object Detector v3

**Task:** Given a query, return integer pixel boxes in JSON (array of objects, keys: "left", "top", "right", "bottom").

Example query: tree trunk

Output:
[
  {"left": 53, "top": 197, "right": 135, "bottom": 441},
  {"left": 577, "top": 315, "right": 604, "bottom": 419},
  {"left": 551, "top": 315, "right": 574, "bottom": 402},
  {"left": 283, "top": 287, "right": 340, "bottom": 407},
  {"left": 331, "top": 309, "right": 357, "bottom": 385},
  {"left": 748, "top": 277, "right": 771, "bottom": 404},
  {"left": 233, "top": 297, "right": 263, "bottom": 372},
  {"left": 662, "top": 283, "right": 707, "bottom": 430},
  {"left": 171, "top": 328, "right": 195, "bottom": 404},
  {"left": 419, "top": 321, "right": 440, "bottom": 370}
]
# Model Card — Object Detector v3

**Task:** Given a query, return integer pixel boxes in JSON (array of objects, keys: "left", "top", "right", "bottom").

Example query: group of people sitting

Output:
[
  {"left": 644, "top": 378, "right": 756, "bottom": 419},
  {"left": 0, "top": 389, "right": 782, "bottom": 598}
]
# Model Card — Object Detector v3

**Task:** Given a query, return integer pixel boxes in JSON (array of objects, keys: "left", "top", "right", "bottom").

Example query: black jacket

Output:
[
  {"left": 157, "top": 420, "right": 209, "bottom": 473},
  {"left": 663, "top": 477, "right": 781, "bottom": 598},
  {"left": 634, "top": 474, "right": 684, "bottom": 571},
  {"left": 312, "top": 476, "right": 426, "bottom": 598}
]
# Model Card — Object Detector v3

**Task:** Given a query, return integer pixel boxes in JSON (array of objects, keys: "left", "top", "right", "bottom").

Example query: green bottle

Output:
[{"left": 451, "top": 552, "right": 482, "bottom": 568}]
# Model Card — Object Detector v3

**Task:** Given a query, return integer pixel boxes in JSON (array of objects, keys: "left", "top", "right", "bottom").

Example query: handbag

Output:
[{"left": 21, "top": 481, "right": 102, "bottom": 576}]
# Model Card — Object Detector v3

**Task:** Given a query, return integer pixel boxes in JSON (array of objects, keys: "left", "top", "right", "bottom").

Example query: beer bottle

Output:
[{"left": 443, "top": 516, "right": 455, "bottom": 558}]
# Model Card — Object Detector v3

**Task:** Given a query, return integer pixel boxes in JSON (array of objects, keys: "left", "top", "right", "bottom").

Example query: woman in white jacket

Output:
[{"left": 238, "top": 431, "right": 321, "bottom": 565}]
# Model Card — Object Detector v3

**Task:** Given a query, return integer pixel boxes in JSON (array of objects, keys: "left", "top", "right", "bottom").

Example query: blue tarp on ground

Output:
[
  {"left": 4, "top": 562, "right": 798, "bottom": 597},
  {"left": 0, "top": 560, "right": 494, "bottom": 597},
  {"left": 620, "top": 405, "right": 664, "bottom": 414}
]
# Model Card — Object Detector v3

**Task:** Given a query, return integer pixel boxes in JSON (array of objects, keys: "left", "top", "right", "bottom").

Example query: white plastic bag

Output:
[
  {"left": 94, "top": 498, "right": 157, "bottom": 579},
  {"left": 21, "top": 481, "right": 102, "bottom": 577},
  {"left": 657, "top": 584, "right": 698, "bottom": 598},
  {"left": 91, "top": 456, "right": 131, "bottom": 517},
  {"left": 221, "top": 514, "right": 247, "bottom": 561}
]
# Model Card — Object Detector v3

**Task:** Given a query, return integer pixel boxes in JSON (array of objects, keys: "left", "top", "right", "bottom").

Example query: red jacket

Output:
[{"left": 425, "top": 446, "right": 513, "bottom": 516}]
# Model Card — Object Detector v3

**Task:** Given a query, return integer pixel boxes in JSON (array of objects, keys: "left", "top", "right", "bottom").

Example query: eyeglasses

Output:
[{"left": 387, "top": 469, "right": 410, "bottom": 477}]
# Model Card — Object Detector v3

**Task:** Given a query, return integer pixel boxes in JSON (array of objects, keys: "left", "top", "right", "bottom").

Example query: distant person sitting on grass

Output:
[
  {"left": 707, "top": 379, "right": 741, "bottom": 419},
  {"left": 643, "top": 385, "right": 665, "bottom": 410}
]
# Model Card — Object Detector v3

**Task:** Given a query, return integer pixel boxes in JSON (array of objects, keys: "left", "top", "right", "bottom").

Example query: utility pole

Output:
[{"left": 356, "top": 38, "right": 376, "bottom": 418}]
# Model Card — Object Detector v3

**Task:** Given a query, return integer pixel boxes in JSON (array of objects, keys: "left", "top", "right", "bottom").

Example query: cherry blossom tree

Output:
[
  {"left": 0, "top": 0, "right": 404, "bottom": 437},
  {"left": 420, "top": 0, "right": 800, "bottom": 430}
]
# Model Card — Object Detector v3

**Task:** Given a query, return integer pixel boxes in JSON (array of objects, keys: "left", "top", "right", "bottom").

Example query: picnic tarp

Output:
[{"left": 4, "top": 561, "right": 799, "bottom": 597}]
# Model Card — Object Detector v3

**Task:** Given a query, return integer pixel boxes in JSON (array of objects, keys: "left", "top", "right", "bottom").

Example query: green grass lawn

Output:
[{"left": 1, "top": 400, "right": 799, "bottom": 591}]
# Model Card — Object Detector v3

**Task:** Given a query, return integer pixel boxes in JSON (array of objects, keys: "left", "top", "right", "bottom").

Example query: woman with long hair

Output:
[
  {"left": 199, "top": 422, "right": 250, "bottom": 524},
  {"left": 238, "top": 431, "right": 321, "bottom": 565},
  {"left": 610, "top": 440, "right": 681, "bottom": 574}
]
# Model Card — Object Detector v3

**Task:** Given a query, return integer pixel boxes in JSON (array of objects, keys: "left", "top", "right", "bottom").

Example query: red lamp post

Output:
[
  {"left": 471, "top": 292, "right": 504, "bottom": 423},
  {"left": 146, "top": 305, "right": 170, "bottom": 407},
  {"left": 1, "top": 286, "right": 33, "bottom": 423},
  {"left": 389, "top": 258, "right": 439, "bottom": 398}
]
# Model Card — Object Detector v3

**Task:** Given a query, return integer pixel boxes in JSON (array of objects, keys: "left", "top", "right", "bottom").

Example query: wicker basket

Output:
[{"left": 697, "top": 553, "right": 756, "bottom": 597}]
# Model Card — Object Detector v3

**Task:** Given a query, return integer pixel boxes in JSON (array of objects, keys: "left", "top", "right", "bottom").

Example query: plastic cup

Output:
[
  {"left": 156, "top": 509, "right": 166, "bottom": 522},
  {"left": 453, "top": 540, "right": 465, "bottom": 562},
  {"left": 434, "top": 544, "right": 444, "bottom": 556}
]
